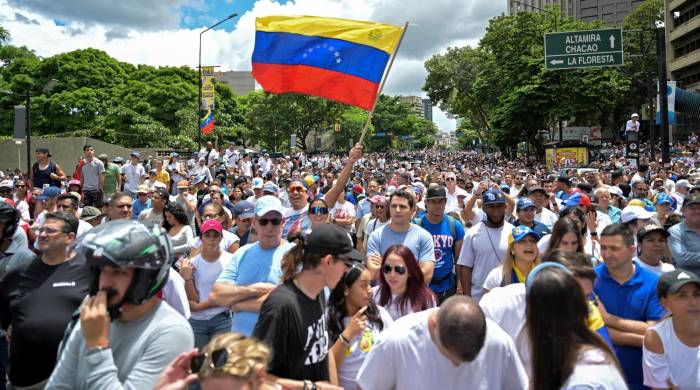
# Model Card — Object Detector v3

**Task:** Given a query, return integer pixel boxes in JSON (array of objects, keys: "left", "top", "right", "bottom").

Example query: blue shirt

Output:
[
  {"left": 366, "top": 224, "right": 435, "bottom": 264},
  {"left": 669, "top": 221, "right": 700, "bottom": 279},
  {"left": 132, "top": 198, "right": 151, "bottom": 220},
  {"left": 355, "top": 198, "right": 372, "bottom": 222},
  {"left": 418, "top": 216, "right": 465, "bottom": 293},
  {"left": 607, "top": 205, "right": 622, "bottom": 224},
  {"left": 216, "top": 241, "right": 295, "bottom": 337},
  {"left": 594, "top": 261, "right": 666, "bottom": 390}
]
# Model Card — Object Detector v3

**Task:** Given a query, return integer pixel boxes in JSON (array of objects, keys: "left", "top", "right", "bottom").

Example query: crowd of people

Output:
[{"left": 0, "top": 135, "right": 698, "bottom": 390}]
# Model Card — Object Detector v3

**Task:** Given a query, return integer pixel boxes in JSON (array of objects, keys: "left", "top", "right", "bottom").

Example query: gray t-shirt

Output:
[
  {"left": 46, "top": 300, "right": 194, "bottom": 390},
  {"left": 366, "top": 224, "right": 435, "bottom": 263},
  {"left": 80, "top": 159, "right": 105, "bottom": 191}
]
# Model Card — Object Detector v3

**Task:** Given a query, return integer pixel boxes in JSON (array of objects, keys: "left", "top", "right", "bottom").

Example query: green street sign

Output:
[{"left": 544, "top": 29, "right": 623, "bottom": 70}]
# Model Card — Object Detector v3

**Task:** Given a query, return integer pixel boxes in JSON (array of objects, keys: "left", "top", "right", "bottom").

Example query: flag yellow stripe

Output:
[{"left": 256, "top": 15, "right": 402, "bottom": 55}]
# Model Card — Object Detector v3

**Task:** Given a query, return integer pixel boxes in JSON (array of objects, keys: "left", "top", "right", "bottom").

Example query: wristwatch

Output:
[{"left": 302, "top": 380, "right": 317, "bottom": 390}]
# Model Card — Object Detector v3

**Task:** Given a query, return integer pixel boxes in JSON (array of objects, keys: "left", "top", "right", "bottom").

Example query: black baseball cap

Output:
[
  {"left": 683, "top": 193, "right": 700, "bottom": 208},
  {"left": 527, "top": 186, "right": 547, "bottom": 195},
  {"left": 557, "top": 176, "right": 572, "bottom": 186},
  {"left": 426, "top": 185, "right": 447, "bottom": 200},
  {"left": 657, "top": 269, "right": 700, "bottom": 297},
  {"left": 306, "top": 223, "right": 364, "bottom": 264},
  {"left": 636, "top": 223, "right": 669, "bottom": 242}
]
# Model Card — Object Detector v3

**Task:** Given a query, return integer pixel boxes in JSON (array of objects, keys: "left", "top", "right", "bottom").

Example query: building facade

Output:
[
  {"left": 666, "top": 0, "right": 700, "bottom": 91},
  {"left": 507, "top": 0, "right": 576, "bottom": 18},
  {"left": 213, "top": 71, "right": 257, "bottom": 95}
]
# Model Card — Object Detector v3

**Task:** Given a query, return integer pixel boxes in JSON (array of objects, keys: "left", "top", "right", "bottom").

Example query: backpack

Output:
[{"left": 413, "top": 214, "right": 459, "bottom": 243}]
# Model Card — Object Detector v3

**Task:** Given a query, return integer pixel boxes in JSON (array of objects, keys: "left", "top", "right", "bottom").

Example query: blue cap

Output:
[
  {"left": 252, "top": 177, "right": 264, "bottom": 189},
  {"left": 510, "top": 225, "right": 541, "bottom": 243},
  {"left": 526, "top": 262, "right": 572, "bottom": 293},
  {"left": 263, "top": 182, "right": 279, "bottom": 194},
  {"left": 482, "top": 189, "right": 506, "bottom": 205},
  {"left": 193, "top": 174, "right": 206, "bottom": 185},
  {"left": 655, "top": 193, "right": 672, "bottom": 205},
  {"left": 254, "top": 195, "right": 285, "bottom": 217},
  {"left": 233, "top": 200, "right": 255, "bottom": 219},
  {"left": 516, "top": 197, "right": 536, "bottom": 211},
  {"left": 499, "top": 183, "right": 510, "bottom": 192},
  {"left": 37, "top": 186, "right": 62, "bottom": 201}
]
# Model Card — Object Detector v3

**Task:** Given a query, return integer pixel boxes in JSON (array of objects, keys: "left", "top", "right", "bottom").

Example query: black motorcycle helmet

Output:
[
  {"left": 73, "top": 220, "right": 173, "bottom": 319},
  {"left": 0, "top": 201, "right": 19, "bottom": 242}
]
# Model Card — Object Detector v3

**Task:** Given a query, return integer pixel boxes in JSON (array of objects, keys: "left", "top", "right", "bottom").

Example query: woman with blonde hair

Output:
[
  {"left": 482, "top": 225, "right": 540, "bottom": 294},
  {"left": 154, "top": 332, "right": 278, "bottom": 390}
]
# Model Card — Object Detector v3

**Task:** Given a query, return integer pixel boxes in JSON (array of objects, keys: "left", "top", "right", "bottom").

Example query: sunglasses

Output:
[
  {"left": 382, "top": 264, "right": 407, "bottom": 275},
  {"left": 190, "top": 348, "right": 230, "bottom": 373},
  {"left": 309, "top": 207, "right": 328, "bottom": 215},
  {"left": 288, "top": 186, "right": 306, "bottom": 194},
  {"left": 374, "top": 205, "right": 385, "bottom": 209},
  {"left": 445, "top": 177, "right": 456, "bottom": 181},
  {"left": 258, "top": 218, "right": 282, "bottom": 226},
  {"left": 16, "top": 185, "right": 26, "bottom": 188}
]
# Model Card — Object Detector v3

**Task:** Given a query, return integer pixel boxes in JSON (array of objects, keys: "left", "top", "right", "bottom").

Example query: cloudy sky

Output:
[{"left": 1, "top": 0, "right": 505, "bottom": 133}]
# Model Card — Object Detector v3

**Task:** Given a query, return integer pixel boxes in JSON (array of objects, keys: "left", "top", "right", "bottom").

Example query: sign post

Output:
[{"left": 544, "top": 29, "right": 623, "bottom": 70}]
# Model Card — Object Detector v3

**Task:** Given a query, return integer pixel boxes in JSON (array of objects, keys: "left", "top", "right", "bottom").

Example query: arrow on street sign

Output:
[{"left": 544, "top": 28, "right": 623, "bottom": 70}]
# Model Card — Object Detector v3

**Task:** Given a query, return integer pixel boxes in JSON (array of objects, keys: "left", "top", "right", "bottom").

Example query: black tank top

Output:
[{"left": 33, "top": 161, "right": 61, "bottom": 188}]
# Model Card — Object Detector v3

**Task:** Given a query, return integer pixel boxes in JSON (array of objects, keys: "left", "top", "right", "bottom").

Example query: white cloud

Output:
[{"left": 0, "top": 0, "right": 504, "bottom": 133}]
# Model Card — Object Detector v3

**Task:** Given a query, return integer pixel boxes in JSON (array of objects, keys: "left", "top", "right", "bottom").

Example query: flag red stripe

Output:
[
  {"left": 201, "top": 120, "right": 215, "bottom": 135},
  {"left": 252, "top": 63, "right": 379, "bottom": 110}
]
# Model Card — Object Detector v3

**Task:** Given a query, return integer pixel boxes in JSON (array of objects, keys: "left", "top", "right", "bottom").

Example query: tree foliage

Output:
[
  {"left": 424, "top": 0, "right": 661, "bottom": 156},
  {"left": 0, "top": 34, "right": 438, "bottom": 152}
]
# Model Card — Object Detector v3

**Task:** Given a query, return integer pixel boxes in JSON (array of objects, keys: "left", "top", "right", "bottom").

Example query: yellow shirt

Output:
[{"left": 155, "top": 170, "right": 170, "bottom": 186}]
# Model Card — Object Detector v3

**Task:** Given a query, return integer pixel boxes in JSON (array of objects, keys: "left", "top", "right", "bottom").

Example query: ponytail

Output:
[{"left": 281, "top": 230, "right": 327, "bottom": 282}]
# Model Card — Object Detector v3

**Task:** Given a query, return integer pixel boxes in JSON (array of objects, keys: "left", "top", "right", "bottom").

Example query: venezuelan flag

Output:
[
  {"left": 200, "top": 110, "right": 215, "bottom": 135},
  {"left": 252, "top": 16, "right": 402, "bottom": 110}
]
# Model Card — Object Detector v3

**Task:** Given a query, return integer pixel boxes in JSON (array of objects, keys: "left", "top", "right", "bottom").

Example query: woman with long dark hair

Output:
[
  {"left": 527, "top": 265, "right": 625, "bottom": 390},
  {"left": 545, "top": 217, "right": 586, "bottom": 254},
  {"left": 327, "top": 264, "right": 392, "bottom": 390},
  {"left": 164, "top": 203, "right": 194, "bottom": 259},
  {"left": 373, "top": 245, "right": 436, "bottom": 320}
]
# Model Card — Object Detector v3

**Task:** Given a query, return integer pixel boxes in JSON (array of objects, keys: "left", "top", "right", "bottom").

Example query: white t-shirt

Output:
[
  {"left": 644, "top": 317, "right": 700, "bottom": 390},
  {"left": 483, "top": 266, "right": 506, "bottom": 292},
  {"left": 457, "top": 221, "right": 514, "bottom": 301},
  {"left": 446, "top": 187, "right": 468, "bottom": 213},
  {"left": 535, "top": 207, "right": 559, "bottom": 229},
  {"left": 371, "top": 286, "right": 436, "bottom": 321},
  {"left": 189, "top": 251, "right": 233, "bottom": 321},
  {"left": 635, "top": 257, "right": 676, "bottom": 275},
  {"left": 355, "top": 310, "right": 528, "bottom": 390},
  {"left": 162, "top": 268, "right": 191, "bottom": 319},
  {"left": 330, "top": 200, "right": 356, "bottom": 234},
  {"left": 335, "top": 306, "right": 393, "bottom": 390},
  {"left": 365, "top": 218, "right": 388, "bottom": 239},
  {"left": 122, "top": 163, "right": 145, "bottom": 192},
  {"left": 562, "top": 348, "right": 627, "bottom": 389},
  {"left": 479, "top": 283, "right": 527, "bottom": 342},
  {"left": 192, "top": 230, "right": 240, "bottom": 253}
]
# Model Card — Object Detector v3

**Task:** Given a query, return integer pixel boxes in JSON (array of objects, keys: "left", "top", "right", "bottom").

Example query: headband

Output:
[{"left": 525, "top": 262, "right": 572, "bottom": 293}]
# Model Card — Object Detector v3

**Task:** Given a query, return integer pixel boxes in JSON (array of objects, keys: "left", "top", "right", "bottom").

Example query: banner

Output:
[
  {"left": 656, "top": 81, "right": 676, "bottom": 125},
  {"left": 201, "top": 66, "right": 215, "bottom": 110}
]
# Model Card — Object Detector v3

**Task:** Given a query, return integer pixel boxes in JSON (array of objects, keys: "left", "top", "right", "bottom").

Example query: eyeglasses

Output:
[
  {"left": 374, "top": 205, "right": 385, "bottom": 209},
  {"left": 258, "top": 218, "right": 282, "bottom": 226},
  {"left": 190, "top": 348, "right": 230, "bottom": 373},
  {"left": 202, "top": 213, "right": 219, "bottom": 220},
  {"left": 16, "top": 185, "right": 26, "bottom": 188},
  {"left": 382, "top": 264, "right": 407, "bottom": 275},
  {"left": 288, "top": 186, "right": 306, "bottom": 194},
  {"left": 35, "top": 226, "right": 66, "bottom": 235},
  {"left": 309, "top": 207, "right": 328, "bottom": 215},
  {"left": 445, "top": 177, "right": 456, "bottom": 181}
]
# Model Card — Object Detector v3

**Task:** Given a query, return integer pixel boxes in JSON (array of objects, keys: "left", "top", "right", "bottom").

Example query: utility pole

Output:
[{"left": 656, "top": 27, "right": 670, "bottom": 165}]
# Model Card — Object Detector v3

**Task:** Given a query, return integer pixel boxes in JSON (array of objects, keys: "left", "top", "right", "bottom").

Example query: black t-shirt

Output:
[
  {"left": 0, "top": 255, "right": 91, "bottom": 386},
  {"left": 252, "top": 280, "right": 329, "bottom": 382}
]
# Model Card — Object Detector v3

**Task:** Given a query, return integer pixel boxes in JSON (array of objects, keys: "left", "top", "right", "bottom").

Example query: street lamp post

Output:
[
  {"left": 1, "top": 79, "right": 58, "bottom": 175},
  {"left": 197, "top": 12, "right": 238, "bottom": 151}
]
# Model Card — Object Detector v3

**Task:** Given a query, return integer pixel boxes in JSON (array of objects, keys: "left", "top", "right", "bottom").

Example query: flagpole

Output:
[{"left": 358, "top": 21, "right": 409, "bottom": 145}]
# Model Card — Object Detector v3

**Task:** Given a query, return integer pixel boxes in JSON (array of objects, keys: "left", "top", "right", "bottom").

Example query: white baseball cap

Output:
[{"left": 620, "top": 206, "right": 655, "bottom": 223}]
